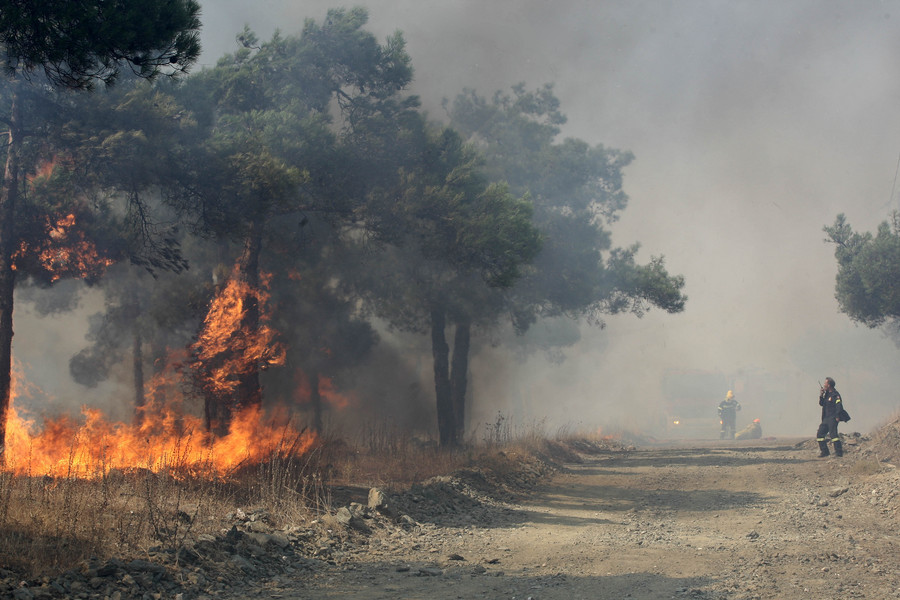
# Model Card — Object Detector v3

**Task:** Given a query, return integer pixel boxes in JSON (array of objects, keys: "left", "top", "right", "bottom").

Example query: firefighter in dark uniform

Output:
[
  {"left": 816, "top": 377, "right": 843, "bottom": 457},
  {"left": 718, "top": 390, "right": 741, "bottom": 439}
]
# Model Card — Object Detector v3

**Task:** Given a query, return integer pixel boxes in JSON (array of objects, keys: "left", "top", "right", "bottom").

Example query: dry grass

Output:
[
  {"left": 0, "top": 413, "right": 607, "bottom": 579},
  {"left": 0, "top": 437, "right": 336, "bottom": 578},
  {"left": 0, "top": 467, "right": 225, "bottom": 575},
  {"left": 0, "top": 425, "right": 468, "bottom": 578}
]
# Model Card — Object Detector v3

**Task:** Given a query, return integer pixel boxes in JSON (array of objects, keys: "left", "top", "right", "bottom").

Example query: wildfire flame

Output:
[
  {"left": 14, "top": 213, "right": 115, "bottom": 282},
  {"left": 5, "top": 353, "right": 317, "bottom": 479},
  {"left": 2, "top": 259, "right": 313, "bottom": 479},
  {"left": 0, "top": 248, "right": 350, "bottom": 478},
  {"left": 4, "top": 398, "right": 318, "bottom": 479},
  {"left": 294, "top": 369, "right": 353, "bottom": 410},
  {"left": 28, "top": 156, "right": 64, "bottom": 183},
  {"left": 191, "top": 267, "right": 285, "bottom": 396}
]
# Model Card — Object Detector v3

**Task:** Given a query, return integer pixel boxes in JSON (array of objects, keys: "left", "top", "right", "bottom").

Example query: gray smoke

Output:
[{"left": 16, "top": 1, "right": 900, "bottom": 438}]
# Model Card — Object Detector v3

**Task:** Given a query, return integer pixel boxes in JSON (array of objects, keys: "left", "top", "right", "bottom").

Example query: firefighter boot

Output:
[
  {"left": 817, "top": 440, "right": 830, "bottom": 457},
  {"left": 833, "top": 440, "right": 843, "bottom": 457}
]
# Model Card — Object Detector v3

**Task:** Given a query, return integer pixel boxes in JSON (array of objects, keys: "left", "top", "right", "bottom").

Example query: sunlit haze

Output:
[{"left": 13, "top": 0, "right": 900, "bottom": 440}]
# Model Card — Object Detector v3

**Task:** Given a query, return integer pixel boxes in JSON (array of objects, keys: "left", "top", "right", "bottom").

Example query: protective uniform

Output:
[
  {"left": 735, "top": 418, "right": 762, "bottom": 440},
  {"left": 718, "top": 391, "right": 741, "bottom": 439},
  {"left": 816, "top": 382, "right": 844, "bottom": 457}
]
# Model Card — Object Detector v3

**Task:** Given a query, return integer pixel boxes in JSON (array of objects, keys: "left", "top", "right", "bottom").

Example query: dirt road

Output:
[{"left": 282, "top": 438, "right": 900, "bottom": 600}]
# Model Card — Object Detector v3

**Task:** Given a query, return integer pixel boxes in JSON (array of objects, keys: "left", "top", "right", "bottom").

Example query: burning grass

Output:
[
  {"left": 0, "top": 437, "right": 333, "bottom": 577},
  {"left": 0, "top": 405, "right": 629, "bottom": 580},
  {"left": 0, "top": 421, "right": 467, "bottom": 578}
]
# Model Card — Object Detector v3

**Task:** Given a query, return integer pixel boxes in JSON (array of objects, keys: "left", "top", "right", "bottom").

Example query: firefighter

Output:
[
  {"left": 718, "top": 390, "right": 741, "bottom": 439},
  {"left": 735, "top": 418, "right": 762, "bottom": 440},
  {"left": 816, "top": 377, "right": 844, "bottom": 457}
]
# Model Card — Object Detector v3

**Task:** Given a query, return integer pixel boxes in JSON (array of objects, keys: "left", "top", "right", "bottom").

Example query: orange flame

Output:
[
  {"left": 293, "top": 369, "right": 353, "bottom": 410},
  {"left": 14, "top": 213, "right": 115, "bottom": 282},
  {"left": 28, "top": 157, "right": 62, "bottom": 182},
  {"left": 5, "top": 399, "right": 318, "bottom": 479},
  {"left": 3, "top": 325, "right": 310, "bottom": 480},
  {"left": 0, "top": 259, "right": 322, "bottom": 479},
  {"left": 191, "top": 266, "right": 285, "bottom": 396}
]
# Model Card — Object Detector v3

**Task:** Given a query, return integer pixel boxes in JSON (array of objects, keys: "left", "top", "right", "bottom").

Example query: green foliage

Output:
[
  {"left": 391, "top": 126, "right": 541, "bottom": 288},
  {"left": 457, "top": 182, "right": 541, "bottom": 288},
  {"left": 446, "top": 83, "right": 686, "bottom": 332},
  {"left": 350, "top": 118, "right": 542, "bottom": 338},
  {"left": 605, "top": 246, "right": 687, "bottom": 315},
  {"left": 174, "top": 7, "right": 416, "bottom": 240},
  {"left": 825, "top": 212, "right": 900, "bottom": 327},
  {"left": 0, "top": 0, "right": 201, "bottom": 89}
]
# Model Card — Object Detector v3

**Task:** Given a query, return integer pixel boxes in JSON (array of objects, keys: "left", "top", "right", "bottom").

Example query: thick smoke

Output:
[{"left": 15, "top": 1, "right": 900, "bottom": 438}]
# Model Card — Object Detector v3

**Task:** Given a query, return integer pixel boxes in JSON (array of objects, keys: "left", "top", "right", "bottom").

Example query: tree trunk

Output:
[
  {"left": 0, "top": 89, "right": 21, "bottom": 462},
  {"left": 202, "top": 223, "right": 264, "bottom": 436},
  {"left": 133, "top": 327, "right": 145, "bottom": 423},
  {"left": 431, "top": 304, "right": 455, "bottom": 446},
  {"left": 310, "top": 367, "right": 323, "bottom": 434},
  {"left": 203, "top": 243, "right": 233, "bottom": 435},
  {"left": 204, "top": 389, "right": 230, "bottom": 436},
  {"left": 449, "top": 317, "right": 471, "bottom": 444},
  {"left": 234, "top": 226, "right": 262, "bottom": 411}
]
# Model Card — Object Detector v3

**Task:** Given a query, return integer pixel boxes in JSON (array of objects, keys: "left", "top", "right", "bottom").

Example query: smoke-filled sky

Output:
[{"left": 17, "top": 0, "right": 900, "bottom": 438}]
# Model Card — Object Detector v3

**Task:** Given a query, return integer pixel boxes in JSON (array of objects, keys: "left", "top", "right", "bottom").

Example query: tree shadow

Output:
[
  {"left": 524, "top": 485, "right": 771, "bottom": 526},
  {"left": 300, "top": 558, "right": 720, "bottom": 599},
  {"left": 581, "top": 445, "right": 811, "bottom": 471}
]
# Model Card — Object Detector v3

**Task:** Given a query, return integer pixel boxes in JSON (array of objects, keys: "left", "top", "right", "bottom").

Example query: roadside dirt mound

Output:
[
  {"left": 0, "top": 436, "right": 629, "bottom": 599},
  {"left": 387, "top": 436, "right": 632, "bottom": 527},
  {"left": 10, "top": 434, "right": 900, "bottom": 599},
  {"left": 300, "top": 438, "right": 900, "bottom": 599},
  {"left": 861, "top": 414, "right": 900, "bottom": 465}
]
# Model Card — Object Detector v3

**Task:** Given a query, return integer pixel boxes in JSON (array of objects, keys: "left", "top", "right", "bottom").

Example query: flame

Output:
[
  {"left": 28, "top": 157, "right": 62, "bottom": 182},
  {"left": 293, "top": 369, "right": 353, "bottom": 410},
  {"left": 5, "top": 401, "right": 318, "bottom": 479},
  {"left": 4, "top": 391, "right": 318, "bottom": 479},
  {"left": 14, "top": 213, "right": 115, "bottom": 282},
  {"left": 0, "top": 261, "right": 328, "bottom": 479},
  {"left": 191, "top": 266, "right": 285, "bottom": 397},
  {"left": 592, "top": 426, "right": 622, "bottom": 441},
  {"left": 4, "top": 335, "right": 312, "bottom": 480}
]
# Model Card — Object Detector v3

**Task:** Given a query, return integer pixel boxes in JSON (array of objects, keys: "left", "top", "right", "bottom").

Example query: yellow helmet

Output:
[{"left": 726, "top": 390, "right": 734, "bottom": 399}]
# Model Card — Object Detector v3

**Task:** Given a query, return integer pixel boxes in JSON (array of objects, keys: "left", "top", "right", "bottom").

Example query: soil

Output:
[
  {"left": 9, "top": 432, "right": 900, "bottom": 599},
  {"left": 280, "top": 435, "right": 900, "bottom": 600}
]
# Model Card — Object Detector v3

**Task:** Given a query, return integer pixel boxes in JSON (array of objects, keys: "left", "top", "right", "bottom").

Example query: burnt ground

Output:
[{"left": 6, "top": 431, "right": 900, "bottom": 599}]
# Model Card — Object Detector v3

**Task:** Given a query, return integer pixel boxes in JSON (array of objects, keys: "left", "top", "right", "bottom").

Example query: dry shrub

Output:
[
  {"left": 335, "top": 444, "right": 460, "bottom": 490},
  {"left": 328, "top": 421, "right": 463, "bottom": 489},
  {"left": 0, "top": 470, "right": 159, "bottom": 575},
  {"left": 0, "top": 432, "right": 326, "bottom": 578},
  {"left": 0, "top": 413, "right": 592, "bottom": 578}
]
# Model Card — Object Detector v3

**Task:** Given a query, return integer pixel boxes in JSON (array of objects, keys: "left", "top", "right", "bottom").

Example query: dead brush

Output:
[
  {"left": 225, "top": 431, "right": 332, "bottom": 518},
  {"left": 0, "top": 422, "right": 330, "bottom": 578},
  {"left": 866, "top": 411, "right": 900, "bottom": 465},
  {"left": 330, "top": 421, "right": 460, "bottom": 489},
  {"left": 0, "top": 452, "right": 152, "bottom": 576}
]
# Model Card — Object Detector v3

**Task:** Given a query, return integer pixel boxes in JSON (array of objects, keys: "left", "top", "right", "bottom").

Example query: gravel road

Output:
[{"left": 286, "top": 437, "right": 900, "bottom": 600}]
